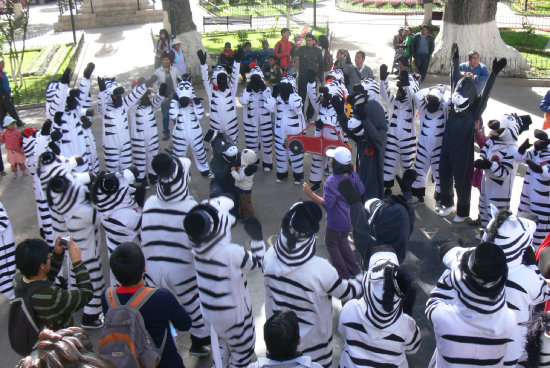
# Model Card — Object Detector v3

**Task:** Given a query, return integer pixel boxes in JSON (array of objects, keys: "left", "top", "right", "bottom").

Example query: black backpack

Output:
[{"left": 9, "top": 280, "right": 50, "bottom": 356}]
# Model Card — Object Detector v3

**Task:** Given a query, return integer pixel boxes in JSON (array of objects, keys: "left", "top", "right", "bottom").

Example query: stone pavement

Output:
[{"left": 0, "top": 2, "right": 549, "bottom": 367}]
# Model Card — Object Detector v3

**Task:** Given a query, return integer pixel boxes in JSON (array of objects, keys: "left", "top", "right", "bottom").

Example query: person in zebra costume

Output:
[
  {"left": 45, "top": 67, "right": 71, "bottom": 121},
  {"left": 239, "top": 63, "right": 274, "bottom": 172},
  {"left": 45, "top": 172, "right": 105, "bottom": 329},
  {"left": 526, "top": 312, "right": 550, "bottom": 367},
  {"left": 265, "top": 75, "right": 306, "bottom": 184},
  {"left": 482, "top": 206, "right": 550, "bottom": 366},
  {"left": 197, "top": 47, "right": 243, "bottom": 143},
  {"left": 22, "top": 125, "right": 55, "bottom": 246},
  {"left": 0, "top": 201, "right": 16, "bottom": 299},
  {"left": 130, "top": 83, "right": 166, "bottom": 187},
  {"left": 474, "top": 113, "right": 532, "bottom": 228},
  {"left": 338, "top": 84, "right": 388, "bottom": 201},
  {"left": 263, "top": 201, "right": 363, "bottom": 368},
  {"left": 411, "top": 85, "right": 451, "bottom": 206},
  {"left": 326, "top": 68, "right": 348, "bottom": 98},
  {"left": 379, "top": 66, "right": 419, "bottom": 197},
  {"left": 438, "top": 43, "right": 506, "bottom": 223},
  {"left": 338, "top": 247, "right": 421, "bottom": 367},
  {"left": 169, "top": 76, "right": 211, "bottom": 177},
  {"left": 96, "top": 75, "right": 158, "bottom": 172},
  {"left": 517, "top": 128, "right": 550, "bottom": 248},
  {"left": 80, "top": 115, "right": 99, "bottom": 174},
  {"left": 183, "top": 197, "right": 265, "bottom": 367},
  {"left": 306, "top": 72, "right": 346, "bottom": 191},
  {"left": 91, "top": 167, "right": 143, "bottom": 258},
  {"left": 141, "top": 153, "right": 211, "bottom": 356},
  {"left": 426, "top": 241, "right": 516, "bottom": 367}
]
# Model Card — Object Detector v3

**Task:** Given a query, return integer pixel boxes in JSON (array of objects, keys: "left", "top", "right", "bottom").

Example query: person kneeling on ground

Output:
[
  {"left": 101, "top": 242, "right": 192, "bottom": 368},
  {"left": 248, "top": 310, "right": 323, "bottom": 368}
]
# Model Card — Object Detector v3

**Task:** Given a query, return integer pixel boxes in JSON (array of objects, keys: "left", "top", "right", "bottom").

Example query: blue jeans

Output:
[{"left": 161, "top": 101, "right": 170, "bottom": 135}]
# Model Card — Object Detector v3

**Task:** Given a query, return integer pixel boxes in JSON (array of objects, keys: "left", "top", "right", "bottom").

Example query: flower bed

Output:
[{"left": 510, "top": 0, "right": 550, "bottom": 15}]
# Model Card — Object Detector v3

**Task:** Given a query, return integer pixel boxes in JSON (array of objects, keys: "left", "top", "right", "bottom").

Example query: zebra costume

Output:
[
  {"left": 263, "top": 201, "right": 363, "bottom": 367},
  {"left": 426, "top": 242, "right": 516, "bottom": 368},
  {"left": 183, "top": 196, "right": 265, "bottom": 367},
  {"left": 517, "top": 129, "right": 550, "bottom": 248},
  {"left": 411, "top": 85, "right": 450, "bottom": 201},
  {"left": 200, "top": 62, "right": 241, "bottom": 143},
  {"left": 380, "top": 74, "right": 419, "bottom": 192},
  {"left": 264, "top": 75, "right": 306, "bottom": 183},
  {"left": 356, "top": 78, "right": 388, "bottom": 121},
  {"left": 81, "top": 116, "right": 99, "bottom": 174},
  {"left": 525, "top": 312, "right": 550, "bottom": 367},
  {"left": 91, "top": 169, "right": 141, "bottom": 256},
  {"left": 327, "top": 68, "right": 348, "bottom": 98},
  {"left": 169, "top": 79, "right": 210, "bottom": 175},
  {"left": 239, "top": 65, "right": 274, "bottom": 171},
  {"left": 142, "top": 154, "right": 210, "bottom": 350},
  {"left": 307, "top": 80, "right": 345, "bottom": 186},
  {"left": 45, "top": 68, "right": 71, "bottom": 121},
  {"left": 0, "top": 201, "right": 16, "bottom": 299},
  {"left": 482, "top": 206, "right": 550, "bottom": 366},
  {"left": 131, "top": 89, "right": 163, "bottom": 182},
  {"left": 477, "top": 114, "right": 529, "bottom": 228},
  {"left": 45, "top": 172, "right": 105, "bottom": 318},
  {"left": 98, "top": 78, "right": 147, "bottom": 172},
  {"left": 339, "top": 250, "right": 421, "bottom": 368}
]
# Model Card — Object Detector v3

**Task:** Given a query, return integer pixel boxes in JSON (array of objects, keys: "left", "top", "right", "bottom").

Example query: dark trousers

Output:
[
  {"left": 298, "top": 76, "right": 315, "bottom": 121},
  {"left": 325, "top": 227, "right": 361, "bottom": 279},
  {"left": 161, "top": 99, "right": 170, "bottom": 135},
  {"left": 414, "top": 53, "right": 431, "bottom": 81},
  {"left": 240, "top": 64, "right": 251, "bottom": 81},
  {"left": 0, "top": 95, "right": 22, "bottom": 124},
  {"left": 439, "top": 142, "right": 474, "bottom": 217},
  {"left": 0, "top": 147, "right": 4, "bottom": 172}
]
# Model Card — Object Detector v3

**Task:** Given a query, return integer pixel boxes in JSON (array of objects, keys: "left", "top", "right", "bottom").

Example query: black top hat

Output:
[{"left": 460, "top": 241, "right": 508, "bottom": 297}]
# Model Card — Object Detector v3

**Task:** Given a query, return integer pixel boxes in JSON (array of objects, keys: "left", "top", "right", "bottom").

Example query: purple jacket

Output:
[{"left": 323, "top": 171, "right": 365, "bottom": 231}]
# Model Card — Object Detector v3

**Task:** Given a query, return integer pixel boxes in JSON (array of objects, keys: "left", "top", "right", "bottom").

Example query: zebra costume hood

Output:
[
  {"left": 526, "top": 312, "right": 550, "bottom": 367},
  {"left": 451, "top": 75, "right": 478, "bottom": 113},
  {"left": 91, "top": 169, "right": 137, "bottom": 213},
  {"left": 487, "top": 113, "right": 531, "bottom": 146},
  {"left": 184, "top": 196, "right": 236, "bottom": 255},
  {"left": 482, "top": 205, "right": 536, "bottom": 267},
  {"left": 175, "top": 79, "right": 196, "bottom": 101},
  {"left": 46, "top": 80, "right": 69, "bottom": 121},
  {"left": 274, "top": 201, "right": 322, "bottom": 269},
  {"left": 46, "top": 172, "right": 92, "bottom": 216},
  {"left": 279, "top": 75, "right": 298, "bottom": 94},
  {"left": 151, "top": 153, "right": 192, "bottom": 202}
]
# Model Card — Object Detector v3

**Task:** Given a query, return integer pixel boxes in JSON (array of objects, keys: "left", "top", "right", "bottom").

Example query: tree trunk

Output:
[
  {"left": 423, "top": 0, "right": 433, "bottom": 26},
  {"left": 430, "top": 0, "right": 528, "bottom": 76},
  {"left": 161, "top": 0, "right": 210, "bottom": 77}
]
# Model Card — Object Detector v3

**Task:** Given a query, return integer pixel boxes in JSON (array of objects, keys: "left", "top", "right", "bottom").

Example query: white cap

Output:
[
  {"left": 172, "top": 37, "right": 181, "bottom": 45},
  {"left": 326, "top": 146, "right": 351, "bottom": 165}
]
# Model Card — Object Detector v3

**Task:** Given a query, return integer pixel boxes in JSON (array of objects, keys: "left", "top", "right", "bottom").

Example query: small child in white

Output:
[{"left": 231, "top": 149, "right": 258, "bottom": 219}]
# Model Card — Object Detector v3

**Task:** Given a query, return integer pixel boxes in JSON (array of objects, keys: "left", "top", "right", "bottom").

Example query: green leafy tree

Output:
[{"left": 0, "top": 0, "right": 29, "bottom": 88}]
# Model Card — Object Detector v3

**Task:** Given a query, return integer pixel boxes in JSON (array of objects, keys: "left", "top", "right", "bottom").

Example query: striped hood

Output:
[
  {"left": 362, "top": 251, "right": 403, "bottom": 329},
  {"left": 46, "top": 173, "right": 91, "bottom": 217},
  {"left": 280, "top": 75, "right": 298, "bottom": 94},
  {"left": 175, "top": 79, "right": 196, "bottom": 99},
  {"left": 487, "top": 114, "right": 524, "bottom": 146},
  {"left": 359, "top": 78, "right": 380, "bottom": 102},
  {"left": 45, "top": 80, "right": 69, "bottom": 120},
  {"left": 152, "top": 153, "right": 192, "bottom": 203},
  {"left": 91, "top": 169, "right": 136, "bottom": 213},
  {"left": 37, "top": 152, "right": 78, "bottom": 190},
  {"left": 482, "top": 205, "right": 536, "bottom": 267},
  {"left": 184, "top": 196, "right": 235, "bottom": 255}
]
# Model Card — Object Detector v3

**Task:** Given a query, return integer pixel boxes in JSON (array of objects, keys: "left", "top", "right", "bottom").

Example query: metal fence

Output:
[
  {"left": 334, "top": 0, "right": 443, "bottom": 13},
  {"left": 13, "top": 33, "right": 85, "bottom": 105},
  {"left": 203, "top": 12, "right": 328, "bottom": 32},
  {"left": 500, "top": 0, "right": 550, "bottom": 13}
]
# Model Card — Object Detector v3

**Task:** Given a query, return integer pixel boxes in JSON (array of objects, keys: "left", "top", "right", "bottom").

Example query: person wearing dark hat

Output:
[
  {"left": 141, "top": 153, "right": 211, "bottom": 356},
  {"left": 425, "top": 241, "right": 516, "bottom": 367},
  {"left": 257, "top": 39, "right": 274, "bottom": 73},
  {"left": 91, "top": 168, "right": 143, "bottom": 257},
  {"left": 263, "top": 201, "right": 363, "bottom": 367},
  {"left": 482, "top": 206, "right": 550, "bottom": 366},
  {"left": 303, "top": 146, "right": 363, "bottom": 280},
  {"left": 45, "top": 171, "right": 105, "bottom": 329},
  {"left": 183, "top": 196, "right": 265, "bottom": 367},
  {"left": 219, "top": 42, "right": 235, "bottom": 71}
]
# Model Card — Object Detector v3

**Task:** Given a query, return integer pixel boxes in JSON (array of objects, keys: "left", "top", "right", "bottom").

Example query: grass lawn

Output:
[
  {"left": 500, "top": 29, "right": 550, "bottom": 49},
  {"left": 3, "top": 49, "right": 41, "bottom": 76},
  {"left": 202, "top": 26, "right": 326, "bottom": 56},
  {"left": 523, "top": 52, "right": 550, "bottom": 78}
]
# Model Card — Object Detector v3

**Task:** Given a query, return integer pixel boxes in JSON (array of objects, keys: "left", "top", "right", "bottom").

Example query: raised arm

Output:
[{"left": 474, "top": 58, "right": 507, "bottom": 120}]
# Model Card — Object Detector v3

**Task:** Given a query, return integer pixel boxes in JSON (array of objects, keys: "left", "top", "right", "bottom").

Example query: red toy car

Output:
[{"left": 283, "top": 122, "right": 351, "bottom": 155}]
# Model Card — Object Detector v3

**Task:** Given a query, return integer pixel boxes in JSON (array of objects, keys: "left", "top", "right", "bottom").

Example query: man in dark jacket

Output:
[
  {"left": 295, "top": 33, "right": 323, "bottom": 121},
  {"left": 412, "top": 25, "right": 434, "bottom": 82},
  {"left": 0, "top": 58, "right": 24, "bottom": 126}
]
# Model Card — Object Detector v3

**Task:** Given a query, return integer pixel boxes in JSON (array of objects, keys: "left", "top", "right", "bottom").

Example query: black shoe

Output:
[
  {"left": 81, "top": 313, "right": 104, "bottom": 329},
  {"left": 310, "top": 182, "right": 321, "bottom": 192},
  {"left": 413, "top": 196, "right": 424, "bottom": 205},
  {"left": 16, "top": 120, "right": 25, "bottom": 127},
  {"left": 200, "top": 170, "right": 210, "bottom": 177},
  {"left": 189, "top": 344, "right": 210, "bottom": 357},
  {"left": 468, "top": 218, "right": 482, "bottom": 227}
]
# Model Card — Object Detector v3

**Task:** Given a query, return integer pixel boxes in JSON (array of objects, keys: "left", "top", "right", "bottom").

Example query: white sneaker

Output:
[
  {"left": 294, "top": 180, "right": 301, "bottom": 185},
  {"left": 263, "top": 167, "right": 271, "bottom": 172},
  {"left": 438, "top": 206, "right": 455, "bottom": 217},
  {"left": 453, "top": 215, "right": 468, "bottom": 223},
  {"left": 434, "top": 201, "right": 443, "bottom": 212},
  {"left": 276, "top": 178, "right": 285, "bottom": 183}
]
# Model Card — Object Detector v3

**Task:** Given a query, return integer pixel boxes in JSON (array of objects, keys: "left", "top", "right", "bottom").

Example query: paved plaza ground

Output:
[{"left": 0, "top": 1, "right": 549, "bottom": 367}]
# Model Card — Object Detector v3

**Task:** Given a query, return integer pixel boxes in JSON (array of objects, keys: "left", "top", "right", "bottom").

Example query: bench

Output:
[{"left": 203, "top": 15, "right": 253, "bottom": 31}]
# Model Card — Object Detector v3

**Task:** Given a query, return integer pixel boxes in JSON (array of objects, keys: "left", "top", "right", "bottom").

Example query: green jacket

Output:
[{"left": 402, "top": 34, "right": 414, "bottom": 58}]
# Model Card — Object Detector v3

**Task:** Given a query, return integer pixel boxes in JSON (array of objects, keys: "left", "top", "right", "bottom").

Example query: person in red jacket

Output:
[
  {"left": 274, "top": 28, "right": 294, "bottom": 75},
  {"left": 0, "top": 116, "right": 27, "bottom": 178}
]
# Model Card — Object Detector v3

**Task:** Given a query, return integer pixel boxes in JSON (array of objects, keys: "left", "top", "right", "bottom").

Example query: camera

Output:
[{"left": 59, "top": 236, "right": 71, "bottom": 248}]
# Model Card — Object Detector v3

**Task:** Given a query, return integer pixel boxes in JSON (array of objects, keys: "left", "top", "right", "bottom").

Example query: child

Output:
[
  {"left": 303, "top": 146, "right": 363, "bottom": 280},
  {"left": 248, "top": 310, "right": 323, "bottom": 368},
  {"left": 0, "top": 116, "right": 28, "bottom": 178},
  {"left": 231, "top": 149, "right": 258, "bottom": 219},
  {"left": 240, "top": 41, "right": 257, "bottom": 84},
  {"left": 267, "top": 54, "right": 283, "bottom": 96}
]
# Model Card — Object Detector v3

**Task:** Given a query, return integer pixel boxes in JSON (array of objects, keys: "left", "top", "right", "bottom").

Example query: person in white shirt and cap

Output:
[{"left": 169, "top": 38, "right": 186, "bottom": 76}]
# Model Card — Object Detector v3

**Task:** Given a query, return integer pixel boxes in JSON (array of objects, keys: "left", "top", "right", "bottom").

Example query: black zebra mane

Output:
[
  {"left": 485, "top": 208, "right": 513, "bottom": 242},
  {"left": 526, "top": 312, "right": 550, "bottom": 367}
]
